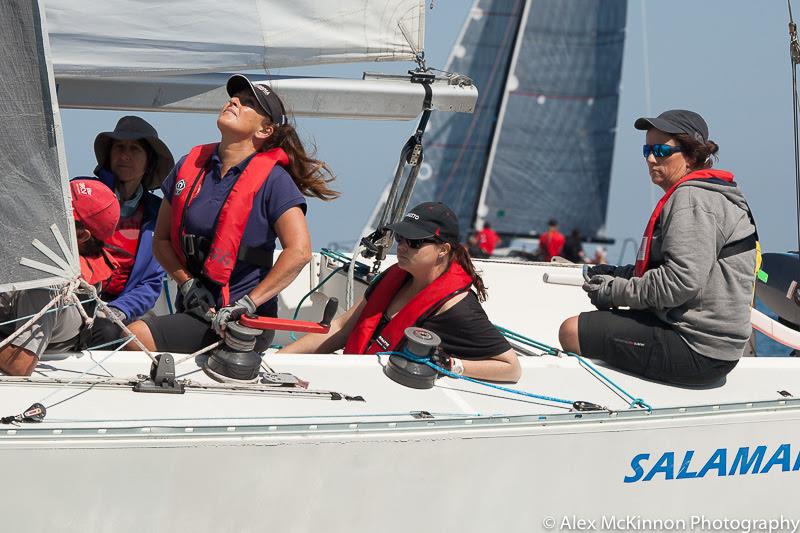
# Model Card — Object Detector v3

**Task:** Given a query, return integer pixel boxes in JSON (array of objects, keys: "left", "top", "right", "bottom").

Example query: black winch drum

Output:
[{"left": 383, "top": 327, "right": 441, "bottom": 389}]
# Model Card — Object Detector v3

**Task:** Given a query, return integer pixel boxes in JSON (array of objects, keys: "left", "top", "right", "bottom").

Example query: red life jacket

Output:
[
  {"left": 103, "top": 204, "right": 144, "bottom": 296},
  {"left": 80, "top": 248, "right": 118, "bottom": 290},
  {"left": 634, "top": 169, "right": 734, "bottom": 277},
  {"left": 169, "top": 143, "right": 289, "bottom": 304},
  {"left": 344, "top": 262, "right": 473, "bottom": 355}
]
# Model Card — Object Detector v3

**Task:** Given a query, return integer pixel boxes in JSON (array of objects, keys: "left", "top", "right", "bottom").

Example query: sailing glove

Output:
[
  {"left": 586, "top": 263, "right": 634, "bottom": 279},
  {"left": 583, "top": 274, "right": 615, "bottom": 310},
  {"left": 212, "top": 295, "right": 258, "bottom": 335},
  {"left": 430, "top": 350, "right": 464, "bottom": 377},
  {"left": 180, "top": 278, "right": 216, "bottom": 321}
]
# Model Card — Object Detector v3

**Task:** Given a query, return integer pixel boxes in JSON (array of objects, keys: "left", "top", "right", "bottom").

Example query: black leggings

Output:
[{"left": 578, "top": 309, "right": 737, "bottom": 387}]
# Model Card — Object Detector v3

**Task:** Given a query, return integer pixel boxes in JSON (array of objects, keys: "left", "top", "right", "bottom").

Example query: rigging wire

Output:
[{"left": 789, "top": 0, "right": 800, "bottom": 256}]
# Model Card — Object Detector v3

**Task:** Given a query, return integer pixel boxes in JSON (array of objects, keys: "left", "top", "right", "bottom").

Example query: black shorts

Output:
[
  {"left": 578, "top": 309, "right": 737, "bottom": 387},
  {"left": 141, "top": 312, "right": 275, "bottom": 354}
]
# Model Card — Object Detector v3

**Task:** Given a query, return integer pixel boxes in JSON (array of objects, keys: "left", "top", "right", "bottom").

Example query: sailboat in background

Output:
[
  {"left": 3, "top": 2, "right": 800, "bottom": 532},
  {"left": 394, "top": 0, "right": 626, "bottom": 243}
]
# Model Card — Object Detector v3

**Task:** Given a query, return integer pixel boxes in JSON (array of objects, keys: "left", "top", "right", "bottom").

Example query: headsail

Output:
[
  {"left": 46, "top": 0, "right": 425, "bottom": 77},
  {"left": 404, "top": 0, "right": 627, "bottom": 240},
  {"left": 0, "top": 0, "right": 79, "bottom": 293}
]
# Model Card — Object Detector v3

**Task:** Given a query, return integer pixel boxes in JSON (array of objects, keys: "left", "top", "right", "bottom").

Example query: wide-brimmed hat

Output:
[
  {"left": 226, "top": 74, "right": 288, "bottom": 126},
  {"left": 386, "top": 202, "right": 461, "bottom": 243},
  {"left": 93, "top": 116, "right": 175, "bottom": 190}
]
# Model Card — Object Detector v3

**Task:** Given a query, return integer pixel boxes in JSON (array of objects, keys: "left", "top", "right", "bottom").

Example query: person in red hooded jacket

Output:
[{"left": 0, "top": 180, "right": 120, "bottom": 376}]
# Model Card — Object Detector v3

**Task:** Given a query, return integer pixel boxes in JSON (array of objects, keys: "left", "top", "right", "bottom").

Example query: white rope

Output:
[
  {"left": 0, "top": 279, "right": 79, "bottom": 352},
  {"left": 174, "top": 340, "right": 222, "bottom": 366},
  {"left": 36, "top": 334, "right": 135, "bottom": 406},
  {"left": 345, "top": 241, "right": 365, "bottom": 309},
  {"left": 78, "top": 279, "right": 157, "bottom": 363}
]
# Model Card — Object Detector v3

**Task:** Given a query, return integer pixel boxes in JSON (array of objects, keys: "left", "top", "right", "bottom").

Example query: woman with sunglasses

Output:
[
  {"left": 126, "top": 74, "right": 338, "bottom": 354},
  {"left": 559, "top": 109, "right": 758, "bottom": 386},
  {"left": 280, "top": 202, "right": 521, "bottom": 383}
]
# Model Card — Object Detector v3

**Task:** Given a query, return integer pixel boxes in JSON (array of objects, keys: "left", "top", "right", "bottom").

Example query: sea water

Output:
[{"left": 755, "top": 298, "right": 794, "bottom": 356}]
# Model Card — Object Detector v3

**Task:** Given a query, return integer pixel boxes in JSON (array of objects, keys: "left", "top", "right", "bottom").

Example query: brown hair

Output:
[
  {"left": 74, "top": 221, "right": 105, "bottom": 257},
  {"left": 259, "top": 122, "right": 339, "bottom": 201},
  {"left": 447, "top": 243, "right": 488, "bottom": 302},
  {"left": 675, "top": 133, "right": 719, "bottom": 170}
]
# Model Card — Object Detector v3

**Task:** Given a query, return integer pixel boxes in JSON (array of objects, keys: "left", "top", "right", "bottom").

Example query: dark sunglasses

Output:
[
  {"left": 394, "top": 234, "right": 439, "bottom": 249},
  {"left": 643, "top": 144, "right": 683, "bottom": 158}
]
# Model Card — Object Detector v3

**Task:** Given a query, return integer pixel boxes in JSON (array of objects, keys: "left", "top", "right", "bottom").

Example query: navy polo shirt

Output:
[{"left": 162, "top": 147, "right": 306, "bottom": 314}]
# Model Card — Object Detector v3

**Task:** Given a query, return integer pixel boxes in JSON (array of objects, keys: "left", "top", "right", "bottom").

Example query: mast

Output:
[{"left": 472, "top": 0, "right": 532, "bottom": 231}]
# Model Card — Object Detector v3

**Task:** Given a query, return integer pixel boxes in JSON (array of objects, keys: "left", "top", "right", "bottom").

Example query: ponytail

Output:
[
  {"left": 449, "top": 243, "right": 488, "bottom": 302},
  {"left": 260, "top": 123, "right": 339, "bottom": 201}
]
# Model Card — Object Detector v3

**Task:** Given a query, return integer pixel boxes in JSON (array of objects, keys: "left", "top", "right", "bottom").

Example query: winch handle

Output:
[{"left": 239, "top": 297, "right": 339, "bottom": 334}]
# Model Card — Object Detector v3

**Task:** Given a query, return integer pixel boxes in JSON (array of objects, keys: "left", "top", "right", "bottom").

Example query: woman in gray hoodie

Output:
[{"left": 559, "top": 110, "right": 758, "bottom": 386}]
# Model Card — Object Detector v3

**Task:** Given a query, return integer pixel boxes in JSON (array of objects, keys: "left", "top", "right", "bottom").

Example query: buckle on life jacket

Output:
[{"left": 181, "top": 233, "right": 210, "bottom": 277}]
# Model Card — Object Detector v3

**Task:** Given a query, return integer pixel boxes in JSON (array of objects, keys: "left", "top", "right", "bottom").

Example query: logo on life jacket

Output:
[
  {"left": 169, "top": 143, "right": 288, "bottom": 305},
  {"left": 174, "top": 179, "right": 186, "bottom": 196}
]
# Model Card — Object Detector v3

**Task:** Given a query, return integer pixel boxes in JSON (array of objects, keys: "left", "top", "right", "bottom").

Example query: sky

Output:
[{"left": 59, "top": 1, "right": 799, "bottom": 264}]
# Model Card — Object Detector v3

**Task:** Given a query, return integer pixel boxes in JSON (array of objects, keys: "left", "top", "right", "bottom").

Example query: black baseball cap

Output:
[
  {"left": 226, "top": 74, "right": 287, "bottom": 126},
  {"left": 386, "top": 202, "right": 461, "bottom": 243},
  {"left": 634, "top": 109, "right": 708, "bottom": 142}
]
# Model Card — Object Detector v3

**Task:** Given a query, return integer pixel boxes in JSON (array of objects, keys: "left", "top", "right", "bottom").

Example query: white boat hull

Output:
[{"left": 2, "top": 256, "right": 799, "bottom": 531}]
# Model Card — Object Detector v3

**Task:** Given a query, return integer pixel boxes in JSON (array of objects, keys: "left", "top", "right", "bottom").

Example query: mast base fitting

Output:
[
  {"left": 204, "top": 321, "right": 263, "bottom": 382},
  {"left": 383, "top": 327, "right": 441, "bottom": 390}
]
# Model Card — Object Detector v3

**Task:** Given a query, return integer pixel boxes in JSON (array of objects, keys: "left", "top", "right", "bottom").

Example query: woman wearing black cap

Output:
[
  {"left": 126, "top": 74, "right": 338, "bottom": 354},
  {"left": 559, "top": 109, "right": 759, "bottom": 386},
  {"left": 280, "top": 202, "right": 521, "bottom": 383},
  {"left": 78, "top": 116, "right": 174, "bottom": 343}
]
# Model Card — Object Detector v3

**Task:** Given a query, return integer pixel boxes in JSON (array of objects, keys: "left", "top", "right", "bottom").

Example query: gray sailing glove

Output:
[
  {"left": 586, "top": 263, "right": 635, "bottom": 280},
  {"left": 212, "top": 295, "right": 257, "bottom": 335},
  {"left": 582, "top": 275, "right": 615, "bottom": 310},
  {"left": 179, "top": 279, "right": 216, "bottom": 321}
]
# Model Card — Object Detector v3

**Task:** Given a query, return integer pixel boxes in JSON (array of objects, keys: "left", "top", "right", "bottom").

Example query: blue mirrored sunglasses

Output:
[
  {"left": 394, "top": 234, "right": 439, "bottom": 249},
  {"left": 643, "top": 143, "right": 683, "bottom": 158}
]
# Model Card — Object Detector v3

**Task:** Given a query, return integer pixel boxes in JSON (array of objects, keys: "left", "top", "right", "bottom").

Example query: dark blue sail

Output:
[{"left": 409, "top": 0, "right": 627, "bottom": 240}]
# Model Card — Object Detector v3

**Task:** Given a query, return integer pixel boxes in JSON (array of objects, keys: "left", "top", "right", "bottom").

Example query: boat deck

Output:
[{"left": 2, "top": 351, "right": 799, "bottom": 431}]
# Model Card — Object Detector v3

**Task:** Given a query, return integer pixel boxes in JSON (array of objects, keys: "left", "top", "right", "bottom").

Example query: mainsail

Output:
[
  {"left": 0, "top": 0, "right": 78, "bottom": 293},
  {"left": 406, "top": 0, "right": 627, "bottom": 239},
  {"left": 45, "top": 0, "right": 425, "bottom": 77}
]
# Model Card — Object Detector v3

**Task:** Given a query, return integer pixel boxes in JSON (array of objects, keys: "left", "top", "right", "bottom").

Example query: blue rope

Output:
[
  {"left": 0, "top": 298, "right": 95, "bottom": 328},
  {"left": 377, "top": 350, "right": 575, "bottom": 406},
  {"left": 494, "top": 325, "right": 652, "bottom": 411},
  {"left": 163, "top": 277, "right": 175, "bottom": 314}
]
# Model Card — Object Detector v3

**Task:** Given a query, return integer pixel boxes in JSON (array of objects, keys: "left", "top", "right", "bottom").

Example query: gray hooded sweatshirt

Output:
[{"left": 610, "top": 176, "right": 757, "bottom": 361}]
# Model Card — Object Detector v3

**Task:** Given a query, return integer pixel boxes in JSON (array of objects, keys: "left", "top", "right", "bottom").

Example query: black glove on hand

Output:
[
  {"left": 179, "top": 278, "right": 216, "bottom": 321},
  {"left": 430, "top": 350, "right": 453, "bottom": 373},
  {"left": 586, "top": 263, "right": 635, "bottom": 280},
  {"left": 582, "top": 274, "right": 615, "bottom": 310},
  {"left": 212, "top": 295, "right": 257, "bottom": 335}
]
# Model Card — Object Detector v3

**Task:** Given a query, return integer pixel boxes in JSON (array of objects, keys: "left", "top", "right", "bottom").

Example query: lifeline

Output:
[{"left": 624, "top": 443, "right": 800, "bottom": 483}]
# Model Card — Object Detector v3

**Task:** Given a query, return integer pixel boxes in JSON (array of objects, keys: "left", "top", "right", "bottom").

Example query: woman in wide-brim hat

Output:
[{"left": 76, "top": 115, "right": 175, "bottom": 344}]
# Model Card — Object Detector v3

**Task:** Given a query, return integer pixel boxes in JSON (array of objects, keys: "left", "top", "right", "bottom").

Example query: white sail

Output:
[
  {"left": 46, "top": 0, "right": 426, "bottom": 77},
  {"left": 0, "top": 0, "right": 79, "bottom": 292}
]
